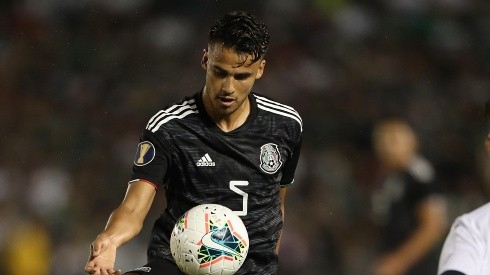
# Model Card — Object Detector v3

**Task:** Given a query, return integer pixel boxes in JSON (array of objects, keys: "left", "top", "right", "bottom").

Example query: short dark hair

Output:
[{"left": 208, "top": 11, "right": 270, "bottom": 63}]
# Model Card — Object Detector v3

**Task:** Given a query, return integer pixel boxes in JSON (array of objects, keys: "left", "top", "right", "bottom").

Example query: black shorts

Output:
[{"left": 124, "top": 258, "right": 183, "bottom": 275}]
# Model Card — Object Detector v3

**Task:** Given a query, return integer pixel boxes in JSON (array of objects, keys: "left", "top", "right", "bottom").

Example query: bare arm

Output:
[
  {"left": 85, "top": 180, "right": 156, "bottom": 274},
  {"left": 101, "top": 180, "right": 156, "bottom": 246},
  {"left": 374, "top": 196, "right": 447, "bottom": 275},
  {"left": 276, "top": 187, "right": 287, "bottom": 254}
]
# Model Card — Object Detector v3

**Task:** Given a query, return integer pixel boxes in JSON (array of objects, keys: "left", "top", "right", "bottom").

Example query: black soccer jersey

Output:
[
  {"left": 130, "top": 90, "right": 303, "bottom": 274},
  {"left": 371, "top": 157, "right": 441, "bottom": 274}
]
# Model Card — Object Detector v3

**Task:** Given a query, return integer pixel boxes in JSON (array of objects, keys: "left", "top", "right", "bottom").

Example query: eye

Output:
[
  {"left": 213, "top": 69, "right": 227, "bottom": 78},
  {"left": 234, "top": 74, "right": 250, "bottom": 81}
]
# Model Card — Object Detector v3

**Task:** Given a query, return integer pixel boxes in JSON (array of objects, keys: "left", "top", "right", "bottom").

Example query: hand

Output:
[
  {"left": 85, "top": 234, "right": 122, "bottom": 275},
  {"left": 372, "top": 253, "right": 409, "bottom": 275}
]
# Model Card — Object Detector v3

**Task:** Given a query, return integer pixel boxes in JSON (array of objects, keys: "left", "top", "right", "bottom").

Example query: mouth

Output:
[{"left": 218, "top": 96, "right": 236, "bottom": 107}]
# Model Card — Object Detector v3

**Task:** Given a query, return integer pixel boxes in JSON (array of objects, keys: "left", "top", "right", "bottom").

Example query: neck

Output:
[
  {"left": 202, "top": 91, "right": 250, "bottom": 133},
  {"left": 217, "top": 99, "right": 250, "bottom": 132}
]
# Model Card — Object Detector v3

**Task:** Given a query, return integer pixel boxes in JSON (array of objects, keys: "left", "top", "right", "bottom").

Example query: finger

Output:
[
  {"left": 87, "top": 267, "right": 99, "bottom": 275},
  {"left": 85, "top": 263, "right": 96, "bottom": 273},
  {"left": 107, "top": 268, "right": 119, "bottom": 275},
  {"left": 90, "top": 245, "right": 96, "bottom": 259},
  {"left": 91, "top": 242, "right": 104, "bottom": 256},
  {"left": 113, "top": 269, "right": 122, "bottom": 275},
  {"left": 91, "top": 243, "right": 99, "bottom": 256}
]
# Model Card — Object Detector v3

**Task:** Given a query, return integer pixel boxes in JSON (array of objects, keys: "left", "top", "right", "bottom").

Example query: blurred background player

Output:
[
  {"left": 437, "top": 100, "right": 490, "bottom": 275},
  {"left": 84, "top": 10, "right": 302, "bottom": 275},
  {"left": 0, "top": 1, "right": 488, "bottom": 274},
  {"left": 370, "top": 118, "right": 447, "bottom": 275}
]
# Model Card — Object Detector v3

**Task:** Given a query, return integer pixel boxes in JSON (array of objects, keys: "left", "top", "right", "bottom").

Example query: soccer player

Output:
[
  {"left": 84, "top": 11, "right": 303, "bottom": 275},
  {"left": 370, "top": 118, "right": 447, "bottom": 275},
  {"left": 437, "top": 101, "right": 490, "bottom": 275}
]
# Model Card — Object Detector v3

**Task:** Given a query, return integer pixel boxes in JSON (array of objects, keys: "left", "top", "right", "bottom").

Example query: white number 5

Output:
[{"left": 229, "top": 181, "right": 249, "bottom": 216}]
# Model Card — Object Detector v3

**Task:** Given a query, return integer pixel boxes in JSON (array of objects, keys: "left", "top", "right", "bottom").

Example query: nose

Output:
[{"left": 222, "top": 77, "right": 234, "bottom": 94}]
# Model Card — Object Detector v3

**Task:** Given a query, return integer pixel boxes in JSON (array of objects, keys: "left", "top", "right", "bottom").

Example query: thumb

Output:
[
  {"left": 91, "top": 243, "right": 101, "bottom": 256},
  {"left": 91, "top": 234, "right": 109, "bottom": 256}
]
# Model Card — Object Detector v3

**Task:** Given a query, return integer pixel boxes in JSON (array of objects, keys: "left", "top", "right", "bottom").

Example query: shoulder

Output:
[
  {"left": 444, "top": 203, "right": 490, "bottom": 249},
  {"left": 145, "top": 95, "right": 199, "bottom": 133},
  {"left": 457, "top": 202, "right": 490, "bottom": 225},
  {"left": 252, "top": 93, "right": 303, "bottom": 133},
  {"left": 438, "top": 204, "right": 490, "bottom": 274}
]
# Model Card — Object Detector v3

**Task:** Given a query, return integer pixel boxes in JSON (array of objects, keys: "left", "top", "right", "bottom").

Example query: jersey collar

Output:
[{"left": 194, "top": 89, "right": 258, "bottom": 135}]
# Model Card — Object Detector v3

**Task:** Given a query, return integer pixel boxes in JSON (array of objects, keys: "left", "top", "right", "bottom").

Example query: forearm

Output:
[
  {"left": 97, "top": 180, "right": 156, "bottom": 248},
  {"left": 100, "top": 204, "right": 146, "bottom": 248},
  {"left": 276, "top": 187, "right": 287, "bottom": 254},
  {"left": 389, "top": 198, "right": 447, "bottom": 269},
  {"left": 275, "top": 206, "right": 284, "bottom": 254},
  {"left": 390, "top": 223, "right": 443, "bottom": 269}
]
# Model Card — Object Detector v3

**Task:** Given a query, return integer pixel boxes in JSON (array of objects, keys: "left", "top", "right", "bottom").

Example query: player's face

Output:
[
  {"left": 374, "top": 123, "right": 417, "bottom": 169},
  {"left": 201, "top": 43, "right": 265, "bottom": 117}
]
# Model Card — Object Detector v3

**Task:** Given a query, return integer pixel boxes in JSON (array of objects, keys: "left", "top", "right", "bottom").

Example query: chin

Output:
[
  {"left": 219, "top": 108, "right": 236, "bottom": 116},
  {"left": 215, "top": 103, "right": 236, "bottom": 114}
]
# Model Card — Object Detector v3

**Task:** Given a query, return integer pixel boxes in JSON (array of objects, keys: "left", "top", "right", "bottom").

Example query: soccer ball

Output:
[{"left": 170, "top": 204, "right": 249, "bottom": 275}]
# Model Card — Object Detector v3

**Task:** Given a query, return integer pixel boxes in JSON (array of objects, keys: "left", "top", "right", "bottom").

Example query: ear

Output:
[
  {"left": 255, "top": 59, "right": 266, "bottom": 79},
  {"left": 201, "top": 49, "right": 208, "bottom": 70}
]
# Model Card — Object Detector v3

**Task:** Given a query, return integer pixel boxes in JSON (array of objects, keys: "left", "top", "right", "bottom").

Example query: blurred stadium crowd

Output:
[{"left": 0, "top": 0, "right": 489, "bottom": 274}]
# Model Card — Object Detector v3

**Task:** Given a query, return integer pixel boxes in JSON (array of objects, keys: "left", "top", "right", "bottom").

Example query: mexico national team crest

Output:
[
  {"left": 134, "top": 141, "right": 155, "bottom": 166},
  {"left": 259, "top": 143, "right": 282, "bottom": 174}
]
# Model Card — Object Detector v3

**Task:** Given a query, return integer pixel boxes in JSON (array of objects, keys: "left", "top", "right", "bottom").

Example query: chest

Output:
[{"left": 170, "top": 129, "right": 290, "bottom": 179}]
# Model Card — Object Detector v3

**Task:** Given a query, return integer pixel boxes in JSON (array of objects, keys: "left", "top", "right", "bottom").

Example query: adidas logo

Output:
[{"left": 196, "top": 153, "right": 216, "bottom": 167}]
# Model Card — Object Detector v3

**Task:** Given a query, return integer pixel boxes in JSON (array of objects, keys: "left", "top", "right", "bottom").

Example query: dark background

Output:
[{"left": 0, "top": 0, "right": 489, "bottom": 274}]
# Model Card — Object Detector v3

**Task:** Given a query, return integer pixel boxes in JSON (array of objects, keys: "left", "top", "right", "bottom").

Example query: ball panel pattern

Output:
[{"left": 170, "top": 204, "right": 249, "bottom": 275}]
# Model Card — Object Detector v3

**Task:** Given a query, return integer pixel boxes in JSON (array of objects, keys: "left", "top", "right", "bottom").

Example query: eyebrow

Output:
[{"left": 212, "top": 65, "right": 253, "bottom": 78}]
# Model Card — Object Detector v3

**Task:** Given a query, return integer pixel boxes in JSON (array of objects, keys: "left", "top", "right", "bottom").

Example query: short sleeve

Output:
[
  {"left": 280, "top": 136, "right": 302, "bottom": 186},
  {"left": 130, "top": 129, "right": 170, "bottom": 187},
  {"left": 438, "top": 216, "right": 482, "bottom": 274}
]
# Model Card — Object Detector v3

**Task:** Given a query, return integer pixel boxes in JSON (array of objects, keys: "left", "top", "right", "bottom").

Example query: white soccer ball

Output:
[{"left": 170, "top": 204, "right": 249, "bottom": 275}]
